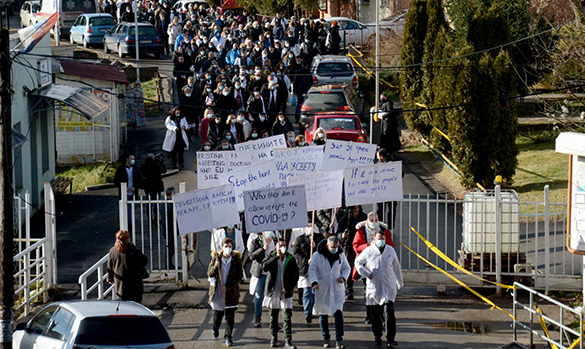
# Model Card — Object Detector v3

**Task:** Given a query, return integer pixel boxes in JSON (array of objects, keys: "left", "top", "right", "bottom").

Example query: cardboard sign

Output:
[
  {"left": 344, "top": 162, "right": 403, "bottom": 206},
  {"left": 243, "top": 186, "right": 308, "bottom": 234},
  {"left": 197, "top": 151, "right": 256, "bottom": 189},
  {"left": 234, "top": 134, "right": 286, "bottom": 160},
  {"left": 287, "top": 170, "right": 344, "bottom": 211},
  {"left": 219, "top": 160, "right": 281, "bottom": 211},
  {"left": 172, "top": 185, "right": 240, "bottom": 235},
  {"left": 273, "top": 146, "right": 324, "bottom": 187},
  {"left": 322, "top": 140, "right": 377, "bottom": 171}
]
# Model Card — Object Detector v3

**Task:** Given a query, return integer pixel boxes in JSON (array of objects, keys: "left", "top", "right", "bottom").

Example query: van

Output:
[{"left": 37, "top": 0, "right": 98, "bottom": 36}]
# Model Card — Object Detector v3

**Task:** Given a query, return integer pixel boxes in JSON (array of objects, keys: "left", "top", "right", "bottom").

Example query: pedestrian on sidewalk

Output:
[
  {"left": 309, "top": 236, "right": 350, "bottom": 349},
  {"left": 247, "top": 231, "right": 278, "bottom": 328},
  {"left": 162, "top": 107, "right": 189, "bottom": 169},
  {"left": 107, "top": 230, "right": 148, "bottom": 303},
  {"left": 262, "top": 238, "right": 299, "bottom": 349},
  {"left": 207, "top": 238, "right": 243, "bottom": 347},
  {"left": 355, "top": 230, "right": 403, "bottom": 348}
]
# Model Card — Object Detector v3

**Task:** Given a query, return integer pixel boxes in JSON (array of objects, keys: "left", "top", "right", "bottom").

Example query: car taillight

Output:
[
  {"left": 156, "top": 37, "right": 162, "bottom": 43},
  {"left": 352, "top": 75, "right": 358, "bottom": 87},
  {"left": 300, "top": 105, "right": 313, "bottom": 112},
  {"left": 125, "top": 38, "right": 135, "bottom": 44},
  {"left": 357, "top": 135, "right": 367, "bottom": 143},
  {"left": 312, "top": 75, "right": 318, "bottom": 84},
  {"left": 87, "top": 24, "right": 92, "bottom": 33},
  {"left": 335, "top": 105, "right": 350, "bottom": 111}
]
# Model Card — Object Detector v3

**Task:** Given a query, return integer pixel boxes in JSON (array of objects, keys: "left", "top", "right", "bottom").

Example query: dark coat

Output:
[
  {"left": 248, "top": 234, "right": 274, "bottom": 278},
  {"left": 114, "top": 164, "right": 142, "bottom": 199},
  {"left": 292, "top": 67, "right": 312, "bottom": 96},
  {"left": 207, "top": 121, "right": 225, "bottom": 146},
  {"left": 246, "top": 96, "right": 266, "bottom": 118},
  {"left": 337, "top": 210, "right": 367, "bottom": 261},
  {"left": 107, "top": 244, "right": 148, "bottom": 303},
  {"left": 139, "top": 158, "right": 164, "bottom": 197},
  {"left": 262, "top": 251, "right": 299, "bottom": 299},
  {"left": 293, "top": 232, "right": 325, "bottom": 277},
  {"left": 207, "top": 251, "right": 243, "bottom": 307},
  {"left": 271, "top": 119, "right": 294, "bottom": 136},
  {"left": 380, "top": 103, "right": 402, "bottom": 154}
]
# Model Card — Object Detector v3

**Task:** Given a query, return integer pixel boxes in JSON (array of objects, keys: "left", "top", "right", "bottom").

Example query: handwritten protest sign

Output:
[
  {"left": 234, "top": 134, "right": 286, "bottom": 160},
  {"left": 172, "top": 185, "right": 240, "bottom": 235},
  {"left": 287, "top": 170, "right": 344, "bottom": 211},
  {"left": 321, "top": 140, "right": 377, "bottom": 171},
  {"left": 273, "top": 145, "right": 324, "bottom": 186},
  {"left": 197, "top": 151, "right": 257, "bottom": 188},
  {"left": 219, "top": 160, "right": 281, "bottom": 211},
  {"left": 243, "top": 186, "right": 308, "bottom": 234},
  {"left": 344, "top": 162, "right": 403, "bottom": 206}
]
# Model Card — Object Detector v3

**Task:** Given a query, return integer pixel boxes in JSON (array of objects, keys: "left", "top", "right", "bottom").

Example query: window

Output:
[
  {"left": 90, "top": 16, "right": 115, "bottom": 26},
  {"left": 23, "top": 3, "right": 29, "bottom": 11},
  {"left": 317, "top": 62, "right": 354, "bottom": 77},
  {"left": 318, "top": 117, "right": 357, "bottom": 130},
  {"left": 14, "top": 122, "right": 23, "bottom": 192},
  {"left": 62, "top": 0, "right": 96, "bottom": 13},
  {"left": 29, "top": 306, "right": 57, "bottom": 335},
  {"left": 40, "top": 110, "right": 49, "bottom": 173},
  {"left": 45, "top": 308, "right": 75, "bottom": 341},
  {"left": 76, "top": 316, "right": 171, "bottom": 346},
  {"left": 129, "top": 26, "right": 159, "bottom": 36},
  {"left": 32, "top": 3, "right": 40, "bottom": 12},
  {"left": 344, "top": 21, "right": 360, "bottom": 30}
]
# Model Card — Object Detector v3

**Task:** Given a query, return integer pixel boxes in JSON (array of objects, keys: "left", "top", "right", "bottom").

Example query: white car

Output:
[
  {"left": 13, "top": 300, "right": 175, "bottom": 349},
  {"left": 317, "top": 15, "right": 406, "bottom": 47},
  {"left": 19, "top": 0, "right": 40, "bottom": 27}
]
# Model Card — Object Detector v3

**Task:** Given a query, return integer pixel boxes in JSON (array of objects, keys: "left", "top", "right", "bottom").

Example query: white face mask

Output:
[
  {"left": 203, "top": 145, "right": 211, "bottom": 150},
  {"left": 317, "top": 132, "right": 324, "bottom": 138},
  {"left": 223, "top": 246, "right": 233, "bottom": 255},
  {"left": 304, "top": 228, "right": 312, "bottom": 236},
  {"left": 279, "top": 246, "right": 286, "bottom": 254}
]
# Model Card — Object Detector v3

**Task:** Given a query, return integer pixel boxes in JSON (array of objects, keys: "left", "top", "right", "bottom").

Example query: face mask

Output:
[
  {"left": 251, "top": 133, "right": 258, "bottom": 138},
  {"left": 305, "top": 39, "right": 309, "bottom": 43},
  {"left": 262, "top": 54, "right": 267, "bottom": 58},
  {"left": 223, "top": 91, "right": 229, "bottom": 96},
  {"left": 254, "top": 92, "right": 260, "bottom": 97},
  {"left": 240, "top": 76, "right": 246, "bottom": 81},
  {"left": 206, "top": 88, "right": 212, "bottom": 93},
  {"left": 227, "top": 224, "right": 234, "bottom": 230},
  {"left": 222, "top": 144, "right": 229, "bottom": 150},
  {"left": 226, "top": 135, "right": 232, "bottom": 140},
  {"left": 203, "top": 145, "right": 211, "bottom": 150},
  {"left": 279, "top": 246, "right": 286, "bottom": 254},
  {"left": 266, "top": 35, "right": 270, "bottom": 38},
  {"left": 237, "top": 117, "right": 244, "bottom": 122},
  {"left": 208, "top": 114, "right": 214, "bottom": 118},
  {"left": 223, "top": 246, "right": 233, "bottom": 255},
  {"left": 215, "top": 119, "right": 221, "bottom": 124},
  {"left": 285, "top": 43, "right": 289, "bottom": 48},
  {"left": 235, "top": 84, "right": 241, "bottom": 89},
  {"left": 330, "top": 247, "right": 338, "bottom": 254},
  {"left": 219, "top": 86, "right": 224, "bottom": 90},
  {"left": 129, "top": 159, "right": 135, "bottom": 165},
  {"left": 317, "top": 132, "right": 324, "bottom": 138},
  {"left": 222, "top": 79, "right": 226, "bottom": 82},
  {"left": 277, "top": 73, "right": 282, "bottom": 77},
  {"left": 288, "top": 137, "right": 294, "bottom": 142},
  {"left": 368, "top": 221, "right": 379, "bottom": 230},
  {"left": 185, "top": 93, "right": 191, "bottom": 97},
  {"left": 256, "top": 76, "right": 261, "bottom": 80},
  {"left": 206, "top": 76, "right": 212, "bottom": 80},
  {"left": 230, "top": 119, "right": 236, "bottom": 124},
  {"left": 264, "top": 231, "right": 274, "bottom": 240},
  {"left": 259, "top": 116, "right": 265, "bottom": 121},
  {"left": 376, "top": 240, "right": 385, "bottom": 248}
]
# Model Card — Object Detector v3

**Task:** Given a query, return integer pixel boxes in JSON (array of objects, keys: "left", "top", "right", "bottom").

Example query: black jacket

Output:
[
  {"left": 337, "top": 210, "right": 367, "bottom": 260},
  {"left": 107, "top": 244, "right": 147, "bottom": 303},
  {"left": 248, "top": 234, "right": 271, "bottom": 278},
  {"left": 293, "top": 232, "right": 325, "bottom": 276},
  {"left": 139, "top": 158, "right": 164, "bottom": 196},
  {"left": 271, "top": 119, "right": 294, "bottom": 136},
  {"left": 114, "top": 164, "right": 142, "bottom": 199},
  {"left": 262, "top": 251, "right": 299, "bottom": 299}
]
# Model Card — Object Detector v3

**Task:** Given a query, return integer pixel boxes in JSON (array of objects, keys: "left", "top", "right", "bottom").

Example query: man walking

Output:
[
  {"left": 355, "top": 231, "right": 403, "bottom": 348},
  {"left": 262, "top": 238, "right": 299, "bottom": 349},
  {"left": 309, "top": 236, "right": 350, "bottom": 349},
  {"left": 207, "top": 238, "right": 243, "bottom": 347},
  {"left": 293, "top": 224, "right": 324, "bottom": 324}
]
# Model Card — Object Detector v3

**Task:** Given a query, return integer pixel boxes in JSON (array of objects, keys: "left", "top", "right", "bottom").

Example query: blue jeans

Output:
[
  {"left": 302, "top": 287, "right": 314, "bottom": 318},
  {"left": 319, "top": 310, "right": 344, "bottom": 342},
  {"left": 254, "top": 274, "right": 267, "bottom": 317}
]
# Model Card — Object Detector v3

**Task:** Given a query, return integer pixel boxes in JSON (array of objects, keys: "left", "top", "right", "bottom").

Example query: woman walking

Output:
[{"left": 107, "top": 230, "right": 148, "bottom": 303}]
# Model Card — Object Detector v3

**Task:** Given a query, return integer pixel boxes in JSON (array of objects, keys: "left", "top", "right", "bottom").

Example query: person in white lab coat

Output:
[
  {"left": 354, "top": 230, "right": 403, "bottom": 348},
  {"left": 308, "top": 236, "right": 350, "bottom": 349},
  {"left": 162, "top": 107, "right": 189, "bottom": 169},
  {"left": 211, "top": 225, "right": 245, "bottom": 254}
]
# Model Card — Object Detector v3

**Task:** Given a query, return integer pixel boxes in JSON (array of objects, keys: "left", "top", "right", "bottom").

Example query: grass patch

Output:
[
  {"left": 142, "top": 78, "right": 163, "bottom": 117},
  {"left": 56, "top": 162, "right": 120, "bottom": 193}
]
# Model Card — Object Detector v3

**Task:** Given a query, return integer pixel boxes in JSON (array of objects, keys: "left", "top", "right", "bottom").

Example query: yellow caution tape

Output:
[
  {"left": 347, "top": 51, "right": 397, "bottom": 89},
  {"left": 535, "top": 307, "right": 559, "bottom": 349},
  {"left": 401, "top": 242, "right": 515, "bottom": 319},
  {"left": 409, "top": 227, "right": 514, "bottom": 290},
  {"left": 414, "top": 103, "right": 451, "bottom": 142}
]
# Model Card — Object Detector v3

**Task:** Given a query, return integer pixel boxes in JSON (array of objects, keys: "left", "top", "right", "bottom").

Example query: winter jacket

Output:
[
  {"left": 351, "top": 221, "right": 394, "bottom": 281},
  {"left": 293, "top": 232, "right": 325, "bottom": 277},
  {"left": 107, "top": 244, "right": 148, "bottom": 303},
  {"left": 207, "top": 250, "right": 243, "bottom": 307},
  {"left": 262, "top": 251, "right": 300, "bottom": 299}
]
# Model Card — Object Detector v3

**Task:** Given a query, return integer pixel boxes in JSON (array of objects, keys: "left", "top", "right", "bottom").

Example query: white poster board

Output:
[
  {"left": 287, "top": 170, "right": 344, "bottom": 211},
  {"left": 172, "top": 185, "right": 240, "bottom": 235},
  {"left": 344, "top": 162, "right": 403, "bottom": 206},
  {"left": 273, "top": 146, "right": 324, "bottom": 187},
  {"left": 197, "top": 151, "right": 257, "bottom": 188},
  {"left": 322, "top": 140, "right": 377, "bottom": 171},
  {"left": 219, "top": 160, "right": 281, "bottom": 211},
  {"left": 243, "top": 186, "right": 308, "bottom": 234},
  {"left": 234, "top": 134, "right": 286, "bottom": 161},
  {"left": 569, "top": 155, "right": 585, "bottom": 252}
]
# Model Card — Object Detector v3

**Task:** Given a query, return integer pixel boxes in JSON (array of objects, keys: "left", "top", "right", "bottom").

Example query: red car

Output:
[{"left": 305, "top": 111, "right": 368, "bottom": 144}]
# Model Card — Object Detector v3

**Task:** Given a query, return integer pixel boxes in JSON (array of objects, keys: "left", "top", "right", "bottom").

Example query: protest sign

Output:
[
  {"left": 273, "top": 145, "right": 324, "bottom": 186},
  {"left": 219, "top": 160, "right": 281, "bottom": 211},
  {"left": 287, "top": 170, "right": 344, "bottom": 211},
  {"left": 321, "top": 140, "right": 377, "bottom": 171},
  {"left": 172, "top": 185, "right": 240, "bottom": 235},
  {"left": 234, "top": 134, "right": 286, "bottom": 160},
  {"left": 344, "top": 162, "right": 403, "bottom": 206},
  {"left": 197, "top": 151, "right": 257, "bottom": 188},
  {"left": 243, "top": 186, "right": 308, "bottom": 234}
]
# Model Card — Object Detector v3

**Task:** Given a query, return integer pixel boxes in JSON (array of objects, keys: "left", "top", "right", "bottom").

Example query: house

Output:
[{"left": 317, "top": 0, "right": 410, "bottom": 24}]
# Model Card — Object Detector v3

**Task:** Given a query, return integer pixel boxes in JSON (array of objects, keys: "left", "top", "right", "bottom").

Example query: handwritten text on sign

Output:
[
  {"left": 172, "top": 185, "right": 240, "bottom": 235},
  {"left": 234, "top": 134, "right": 286, "bottom": 160},
  {"left": 219, "top": 160, "right": 281, "bottom": 211},
  {"left": 344, "top": 162, "right": 403, "bottom": 206},
  {"left": 197, "top": 151, "right": 256, "bottom": 189},
  {"left": 243, "top": 186, "right": 308, "bottom": 234},
  {"left": 273, "top": 145, "right": 324, "bottom": 187},
  {"left": 322, "top": 140, "right": 377, "bottom": 171},
  {"left": 287, "top": 170, "right": 344, "bottom": 211}
]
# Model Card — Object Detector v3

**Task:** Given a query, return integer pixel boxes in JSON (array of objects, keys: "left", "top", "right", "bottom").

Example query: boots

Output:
[
  {"left": 254, "top": 315, "right": 261, "bottom": 328},
  {"left": 270, "top": 336, "right": 278, "bottom": 348},
  {"left": 285, "top": 338, "right": 297, "bottom": 349}
]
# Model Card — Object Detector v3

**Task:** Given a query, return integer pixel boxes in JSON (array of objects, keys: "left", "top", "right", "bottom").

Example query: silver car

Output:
[
  {"left": 310, "top": 55, "right": 359, "bottom": 89},
  {"left": 13, "top": 300, "right": 174, "bottom": 349}
]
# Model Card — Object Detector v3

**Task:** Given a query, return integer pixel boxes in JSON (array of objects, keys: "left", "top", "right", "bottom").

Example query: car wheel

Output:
[
  {"left": 70, "top": 34, "right": 75, "bottom": 45},
  {"left": 83, "top": 36, "right": 88, "bottom": 48},
  {"left": 118, "top": 45, "right": 124, "bottom": 58},
  {"left": 104, "top": 43, "right": 110, "bottom": 54}
]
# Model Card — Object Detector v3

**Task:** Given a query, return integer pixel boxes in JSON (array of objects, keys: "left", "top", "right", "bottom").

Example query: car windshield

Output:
[
  {"left": 90, "top": 17, "right": 115, "bottom": 26},
  {"left": 129, "top": 26, "right": 159, "bottom": 36},
  {"left": 305, "top": 92, "right": 346, "bottom": 107},
  {"left": 318, "top": 117, "right": 357, "bottom": 130},
  {"left": 75, "top": 316, "right": 171, "bottom": 346},
  {"left": 32, "top": 3, "right": 40, "bottom": 11},
  {"left": 317, "top": 63, "right": 353, "bottom": 77}
]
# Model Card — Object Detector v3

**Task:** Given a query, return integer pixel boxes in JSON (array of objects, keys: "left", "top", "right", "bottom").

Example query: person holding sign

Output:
[
  {"left": 247, "top": 231, "right": 278, "bottom": 328},
  {"left": 211, "top": 225, "right": 245, "bottom": 255},
  {"left": 262, "top": 238, "right": 300, "bottom": 349},
  {"left": 207, "top": 238, "right": 243, "bottom": 347},
  {"left": 309, "top": 236, "right": 350, "bottom": 349},
  {"left": 292, "top": 224, "right": 324, "bottom": 324},
  {"left": 354, "top": 231, "right": 403, "bottom": 348}
]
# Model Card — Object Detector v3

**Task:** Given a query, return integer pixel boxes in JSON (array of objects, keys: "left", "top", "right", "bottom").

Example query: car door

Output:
[
  {"left": 105, "top": 25, "right": 119, "bottom": 49},
  {"left": 70, "top": 16, "right": 80, "bottom": 42},
  {"left": 42, "top": 308, "right": 76, "bottom": 349},
  {"left": 18, "top": 306, "right": 57, "bottom": 349},
  {"left": 344, "top": 20, "right": 362, "bottom": 46},
  {"left": 20, "top": 3, "right": 29, "bottom": 25}
]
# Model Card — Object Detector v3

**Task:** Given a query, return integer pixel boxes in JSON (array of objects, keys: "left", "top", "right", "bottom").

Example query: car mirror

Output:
[{"left": 14, "top": 322, "right": 27, "bottom": 331}]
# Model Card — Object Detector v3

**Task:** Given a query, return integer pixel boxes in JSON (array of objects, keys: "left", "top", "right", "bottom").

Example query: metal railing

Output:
[
  {"left": 78, "top": 253, "right": 115, "bottom": 301},
  {"left": 513, "top": 282, "right": 583, "bottom": 349},
  {"left": 13, "top": 238, "right": 49, "bottom": 318}
]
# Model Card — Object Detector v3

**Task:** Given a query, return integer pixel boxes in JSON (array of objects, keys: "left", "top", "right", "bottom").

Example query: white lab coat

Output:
[
  {"left": 309, "top": 249, "right": 350, "bottom": 316},
  {"left": 210, "top": 228, "right": 245, "bottom": 254},
  {"left": 162, "top": 116, "right": 189, "bottom": 152},
  {"left": 354, "top": 244, "right": 403, "bottom": 305}
]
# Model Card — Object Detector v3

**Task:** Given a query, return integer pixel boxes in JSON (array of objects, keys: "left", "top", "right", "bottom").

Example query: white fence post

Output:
[
  {"left": 495, "top": 185, "right": 502, "bottom": 296},
  {"left": 179, "top": 182, "right": 188, "bottom": 286},
  {"left": 24, "top": 191, "right": 30, "bottom": 250},
  {"left": 119, "top": 183, "right": 128, "bottom": 230},
  {"left": 43, "top": 182, "right": 55, "bottom": 289},
  {"left": 544, "top": 185, "right": 550, "bottom": 294}
]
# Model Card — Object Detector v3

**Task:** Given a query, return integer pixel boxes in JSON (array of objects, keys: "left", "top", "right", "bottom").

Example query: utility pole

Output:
[
  {"left": 0, "top": 7, "right": 14, "bottom": 348},
  {"left": 373, "top": 0, "right": 380, "bottom": 145},
  {"left": 133, "top": 4, "right": 140, "bottom": 83}
]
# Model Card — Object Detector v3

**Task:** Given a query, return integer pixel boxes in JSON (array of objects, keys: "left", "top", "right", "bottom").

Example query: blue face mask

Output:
[
  {"left": 227, "top": 225, "right": 234, "bottom": 230},
  {"left": 376, "top": 240, "right": 385, "bottom": 248},
  {"left": 226, "top": 135, "right": 232, "bottom": 140},
  {"left": 222, "top": 145, "right": 229, "bottom": 150},
  {"left": 330, "top": 247, "right": 338, "bottom": 254},
  {"left": 129, "top": 159, "right": 135, "bottom": 166}
]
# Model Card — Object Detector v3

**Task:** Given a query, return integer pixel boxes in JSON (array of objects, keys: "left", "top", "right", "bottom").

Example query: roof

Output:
[
  {"left": 80, "top": 13, "right": 115, "bottom": 18},
  {"left": 313, "top": 55, "right": 352, "bottom": 63},
  {"left": 58, "top": 60, "right": 128, "bottom": 84},
  {"left": 56, "top": 300, "right": 157, "bottom": 319},
  {"left": 119, "top": 21, "right": 156, "bottom": 27},
  {"left": 309, "top": 84, "right": 348, "bottom": 91},
  {"left": 32, "top": 83, "right": 110, "bottom": 120},
  {"left": 556, "top": 132, "right": 585, "bottom": 157},
  {"left": 313, "top": 111, "right": 358, "bottom": 118}
]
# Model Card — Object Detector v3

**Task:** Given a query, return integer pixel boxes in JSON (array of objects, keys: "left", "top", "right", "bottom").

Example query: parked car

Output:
[
  {"left": 103, "top": 22, "right": 164, "bottom": 58},
  {"left": 69, "top": 13, "right": 116, "bottom": 48},
  {"left": 38, "top": 0, "right": 99, "bottom": 36},
  {"left": 172, "top": 0, "right": 208, "bottom": 13},
  {"left": 305, "top": 111, "right": 368, "bottom": 144},
  {"left": 316, "top": 16, "right": 403, "bottom": 47},
  {"left": 13, "top": 300, "right": 175, "bottom": 349},
  {"left": 20, "top": 0, "right": 40, "bottom": 27},
  {"left": 299, "top": 84, "right": 364, "bottom": 133},
  {"left": 311, "top": 55, "right": 358, "bottom": 89}
]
